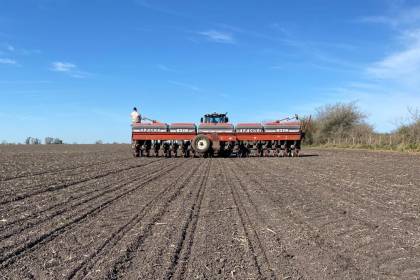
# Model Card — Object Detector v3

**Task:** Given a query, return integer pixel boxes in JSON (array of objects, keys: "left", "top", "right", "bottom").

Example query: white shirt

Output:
[{"left": 131, "top": 111, "right": 140, "bottom": 123}]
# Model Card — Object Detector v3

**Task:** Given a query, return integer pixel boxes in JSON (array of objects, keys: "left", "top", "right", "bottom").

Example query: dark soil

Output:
[{"left": 1, "top": 145, "right": 419, "bottom": 279}]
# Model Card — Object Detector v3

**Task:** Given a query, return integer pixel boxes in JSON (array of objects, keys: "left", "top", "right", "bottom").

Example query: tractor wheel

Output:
[{"left": 193, "top": 135, "right": 211, "bottom": 154}]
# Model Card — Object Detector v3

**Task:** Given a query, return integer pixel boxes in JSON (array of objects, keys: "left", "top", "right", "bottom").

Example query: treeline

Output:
[
  {"left": 303, "top": 103, "right": 420, "bottom": 152},
  {"left": 0, "top": 138, "right": 121, "bottom": 145},
  {"left": 1, "top": 137, "right": 66, "bottom": 145},
  {"left": 23, "top": 137, "right": 63, "bottom": 145}
]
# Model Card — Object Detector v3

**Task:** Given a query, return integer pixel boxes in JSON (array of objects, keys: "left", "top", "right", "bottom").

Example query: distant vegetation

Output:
[
  {"left": 303, "top": 103, "right": 420, "bottom": 152},
  {"left": 45, "top": 137, "right": 63, "bottom": 144},
  {"left": 25, "top": 137, "right": 42, "bottom": 145},
  {"left": 16, "top": 137, "right": 64, "bottom": 145},
  {"left": 94, "top": 141, "right": 121, "bottom": 144},
  {"left": 0, "top": 139, "right": 121, "bottom": 145}
]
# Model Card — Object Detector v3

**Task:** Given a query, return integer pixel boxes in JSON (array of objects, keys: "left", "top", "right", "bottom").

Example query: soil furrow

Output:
[
  {"left": 106, "top": 160, "right": 211, "bottom": 280},
  {"left": 0, "top": 160, "right": 185, "bottom": 268},
  {"left": 0, "top": 159, "right": 171, "bottom": 242},
  {"left": 231, "top": 159, "right": 369, "bottom": 279},
  {"left": 222, "top": 159, "right": 277, "bottom": 280},
  {"left": 0, "top": 157, "right": 145, "bottom": 200},
  {"left": 66, "top": 159, "right": 200, "bottom": 280},
  {"left": 179, "top": 158, "right": 265, "bottom": 279},
  {"left": 227, "top": 159, "right": 304, "bottom": 279},
  {"left": 1, "top": 157, "right": 133, "bottom": 182},
  {"left": 164, "top": 159, "right": 211, "bottom": 280},
  {"left": 0, "top": 158, "right": 162, "bottom": 205},
  {"left": 0, "top": 159, "right": 164, "bottom": 230},
  {"left": 239, "top": 158, "right": 420, "bottom": 277}
]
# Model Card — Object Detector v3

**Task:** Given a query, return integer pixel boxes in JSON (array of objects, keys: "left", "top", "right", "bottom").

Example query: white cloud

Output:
[
  {"left": 5, "top": 44, "right": 14, "bottom": 52},
  {"left": 0, "top": 43, "right": 14, "bottom": 52},
  {"left": 197, "top": 30, "right": 235, "bottom": 44},
  {"left": 156, "top": 64, "right": 176, "bottom": 72},
  {"left": 268, "top": 22, "right": 290, "bottom": 35},
  {"left": 309, "top": 6, "right": 420, "bottom": 132},
  {"left": 367, "top": 29, "right": 420, "bottom": 88},
  {"left": 1, "top": 43, "right": 41, "bottom": 56},
  {"left": 359, "top": 6, "right": 420, "bottom": 28},
  {"left": 51, "top": 61, "right": 76, "bottom": 72},
  {"left": 0, "top": 58, "right": 16, "bottom": 65},
  {"left": 168, "top": 80, "right": 200, "bottom": 91},
  {"left": 20, "top": 48, "right": 41, "bottom": 55},
  {"left": 51, "top": 61, "right": 89, "bottom": 78},
  {"left": 0, "top": 80, "right": 51, "bottom": 84},
  {"left": 359, "top": 15, "right": 399, "bottom": 26},
  {"left": 360, "top": 5, "right": 420, "bottom": 88}
]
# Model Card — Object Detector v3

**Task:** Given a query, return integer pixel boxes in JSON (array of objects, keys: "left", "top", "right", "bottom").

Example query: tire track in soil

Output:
[
  {"left": 66, "top": 159, "right": 203, "bottom": 280},
  {"left": 0, "top": 158, "right": 162, "bottom": 206},
  {"left": 220, "top": 159, "right": 278, "bottom": 280},
  {"left": 246, "top": 158, "right": 420, "bottom": 278},
  {"left": 163, "top": 159, "right": 211, "bottom": 280},
  {"left": 104, "top": 160, "right": 211, "bottom": 280},
  {"left": 0, "top": 159, "right": 187, "bottom": 269},
  {"left": 231, "top": 159, "right": 366, "bottom": 279},
  {"left": 1, "top": 156, "right": 133, "bottom": 182},
  {"left": 226, "top": 159, "right": 304, "bottom": 280},
  {"left": 0, "top": 159, "right": 168, "bottom": 242},
  {"left": 179, "top": 158, "right": 263, "bottom": 279},
  {"left": 116, "top": 159, "right": 243, "bottom": 280}
]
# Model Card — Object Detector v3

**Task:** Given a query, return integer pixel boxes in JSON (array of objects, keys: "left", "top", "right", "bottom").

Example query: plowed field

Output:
[{"left": 1, "top": 145, "right": 419, "bottom": 279}]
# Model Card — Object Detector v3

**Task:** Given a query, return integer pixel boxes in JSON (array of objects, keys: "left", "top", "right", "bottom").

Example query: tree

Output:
[
  {"left": 25, "top": 137, "right": 41, "bottom": 145},
  {"left": 45, "top": 137, "right": 54, "bottom": 144},
  {"left": 313, "top": 102, "right": 369, "bottom": 143},
  {"left": 45, "top": 137, "right": 63, "bottom": 144},
  {"left": 300, "top": 116, "right": 315, "bottom": 145},
  {"left": 95, "top": 140, "right": 103, "bottom": 144},
  {"left": 396, "top": 107, "right": 420, "bottom": 144}
]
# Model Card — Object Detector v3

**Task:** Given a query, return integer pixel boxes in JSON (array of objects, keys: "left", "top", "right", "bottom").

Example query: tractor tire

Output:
[{"left": 193, "top": 135, "right": 211, "bottom": 154}]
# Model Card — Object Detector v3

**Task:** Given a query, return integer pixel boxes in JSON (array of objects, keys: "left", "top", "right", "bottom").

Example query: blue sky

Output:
[{"left": 1, "top": 0, "right": 420, "bottom": 143}]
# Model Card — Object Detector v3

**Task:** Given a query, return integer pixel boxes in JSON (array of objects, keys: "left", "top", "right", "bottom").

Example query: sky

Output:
[{"left": 1, "top": 0, "right": 420, "bottom": 143}]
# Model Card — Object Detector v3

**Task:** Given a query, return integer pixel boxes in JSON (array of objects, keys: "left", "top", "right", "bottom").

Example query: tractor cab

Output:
[
  {"left": 200, "top": 113, "right": 229, "bottom": 124},
  {"left": 198, "top": 113, "right": 234, "bottom": 134}
]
